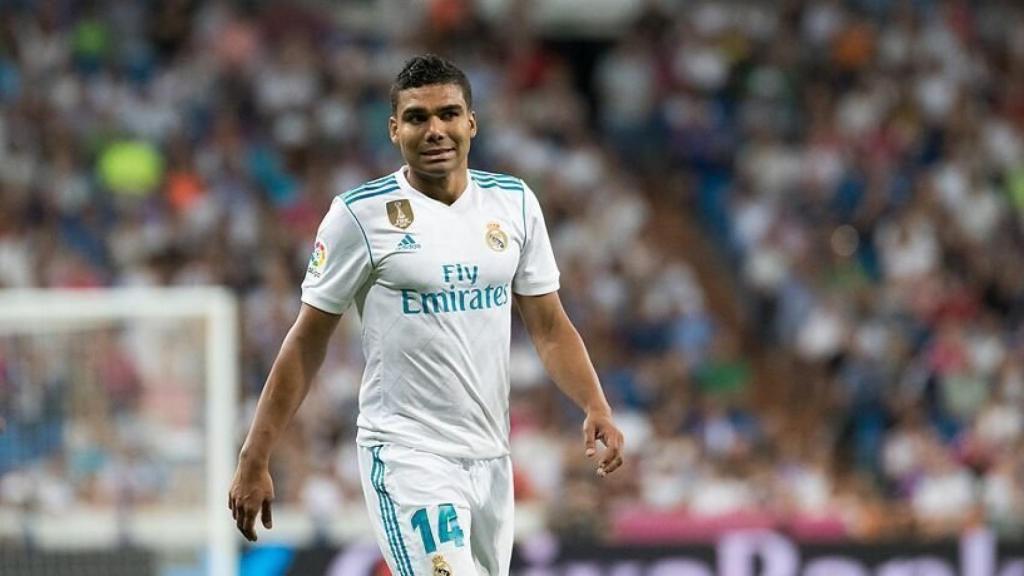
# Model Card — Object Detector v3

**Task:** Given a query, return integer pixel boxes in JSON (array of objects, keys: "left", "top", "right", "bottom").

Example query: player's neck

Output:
[{"left": 405, "top": 167, "right": 467, "bottom": 206}]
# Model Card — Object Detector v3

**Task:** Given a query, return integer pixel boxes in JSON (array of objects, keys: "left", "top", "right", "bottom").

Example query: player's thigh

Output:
[
  {"left": 357, "top": 444, "right": 477, "bottom": 576},
  {"left": 469, "top": 456, "right": 515, "bottom": 576}
]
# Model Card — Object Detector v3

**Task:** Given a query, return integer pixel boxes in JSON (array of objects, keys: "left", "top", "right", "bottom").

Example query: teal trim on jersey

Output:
[
  {"left": 471, "top": 173, "right": 519, "bottom": 183},
  {"left": 344, "top": 184, "right": 400, "bottom": 205},
  {"left": 472, "top": 175, "right": 522, "bottom": 187},
  {"left": 370, "top": 447, "right": 408, "bottom": 576},
  {"left": 365, "top": 174, "right": 396, "bottom": 187},
  {"left": 469, "top": 169, "right": 518, "bottom": 181},
  {"left": 470, "top": 171, "right": 528, "bottom": 245},
  {"left": 343, "top": 202, "right": 376, "bottom": 268},
  {"left": 471, "top": 175, "right": 519, "bottom": 184},
  {"left": 473, "top": 181, "right": 523, "bottom": 193},
  {"left": 371, "top": 447, "right": 414, "bottom": 576},
  {"left": 470, "top": 170, "right": 520, "bottom": 181},
  {"left": 474, "top": 180, "right": 523, "bottom": 192},
  {"left": 379, "top": 451, "right": 413, "bottom": 576},
  {"left": 371, "top": 448, "right": 405, "bottom": 576},
  {"left": 468, "top": 169, "right": 520, "bottom": 184}
]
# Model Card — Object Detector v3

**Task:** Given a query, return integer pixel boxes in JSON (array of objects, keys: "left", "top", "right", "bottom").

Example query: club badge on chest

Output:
[
  {"left": 486, "top": 222, "right": 509, "bottom": 252},
  {"left": 432, "top": 555, "right": 452, "bottom": 576}
]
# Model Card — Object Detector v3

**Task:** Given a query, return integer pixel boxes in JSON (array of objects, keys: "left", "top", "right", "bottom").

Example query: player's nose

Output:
[{"left": 425, "top": 116, "right": 445, "bottom": 138}]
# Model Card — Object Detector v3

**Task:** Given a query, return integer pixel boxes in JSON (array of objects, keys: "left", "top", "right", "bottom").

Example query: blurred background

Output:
[{"left": 2, "top": 0, "right": 1024, "bottom": 574}]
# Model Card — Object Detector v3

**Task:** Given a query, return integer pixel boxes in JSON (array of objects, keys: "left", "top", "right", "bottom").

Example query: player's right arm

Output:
[
  {"left": 230, "top": 193, "right": 372, "bottom": 541},
  {"left": 229, "top": 303, "right": 340, "bottom": 541}
]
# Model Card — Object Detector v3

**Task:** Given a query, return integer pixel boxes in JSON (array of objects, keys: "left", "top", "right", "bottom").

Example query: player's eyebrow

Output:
[{"left": 401, "top": 104, "right": 464, "bottom": 119}]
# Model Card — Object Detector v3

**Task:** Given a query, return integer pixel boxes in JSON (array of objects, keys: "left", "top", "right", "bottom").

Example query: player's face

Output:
[{"left": 389, "top": 83, "right": 477, "bottom": 178}]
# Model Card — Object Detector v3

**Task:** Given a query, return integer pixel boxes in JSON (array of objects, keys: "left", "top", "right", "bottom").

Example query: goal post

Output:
[{"left": 0, "top": 287, "right": 239, "bottom": 576}]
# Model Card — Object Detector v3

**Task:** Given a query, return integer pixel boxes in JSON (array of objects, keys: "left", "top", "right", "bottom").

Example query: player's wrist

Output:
[
  {"left": 238, "top": 446, "right": 271, "bottom": 469},
  {"left": 585, "top": 401, "right": 613, "bottom": 418}
]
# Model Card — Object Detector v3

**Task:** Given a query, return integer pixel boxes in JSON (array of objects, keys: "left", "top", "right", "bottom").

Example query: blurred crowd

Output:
[{"left": 2, "top": 0, "right": 1024, "bottom": 546}]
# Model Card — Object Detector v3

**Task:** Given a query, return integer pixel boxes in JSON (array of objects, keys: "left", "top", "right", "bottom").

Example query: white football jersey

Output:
[{"left": 301, "top": 167, "right": 560, "bottom": 459}]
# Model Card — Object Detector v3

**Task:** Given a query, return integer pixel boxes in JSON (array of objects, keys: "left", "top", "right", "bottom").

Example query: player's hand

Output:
[
  {"left": 582, "top": 409, "right": 625, "bottom": 478},
  {"left": 228, "top": 460, "right": 275, "bottom": 542}
]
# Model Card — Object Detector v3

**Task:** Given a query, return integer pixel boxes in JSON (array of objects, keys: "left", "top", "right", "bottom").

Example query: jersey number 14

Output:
[{"left": 411, "top": 504, "right": 465, "bottom": 553}]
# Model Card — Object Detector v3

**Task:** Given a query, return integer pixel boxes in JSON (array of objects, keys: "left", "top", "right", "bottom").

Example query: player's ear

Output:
[
  {"left": 468, "top": 111, "right": 477, "bottom": 138},
  {"left": 388, "top": 116, "right": 399, "bottom": 145}
]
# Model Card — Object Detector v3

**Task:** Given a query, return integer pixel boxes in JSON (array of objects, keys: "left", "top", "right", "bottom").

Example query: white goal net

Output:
[{"left": 0, "top": 288, "right": 238, "bottom": 576}]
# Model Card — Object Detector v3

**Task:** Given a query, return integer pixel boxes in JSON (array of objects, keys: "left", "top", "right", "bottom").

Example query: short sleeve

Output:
[
  {"left": 513, "top": 183, "right": 560, "bottom": 296},
  {"left": 301, "top": 198, "right": 374, "bottom": 314}
]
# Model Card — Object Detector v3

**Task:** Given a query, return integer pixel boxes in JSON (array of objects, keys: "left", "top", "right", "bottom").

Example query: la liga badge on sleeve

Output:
[{"left": 307, "top": 238, "right": 327, "bottom": 278}]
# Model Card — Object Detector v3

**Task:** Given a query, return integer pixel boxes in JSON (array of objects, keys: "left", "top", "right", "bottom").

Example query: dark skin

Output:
[{"left": 228, "top": 82, "right": 624, "bottom": 542}]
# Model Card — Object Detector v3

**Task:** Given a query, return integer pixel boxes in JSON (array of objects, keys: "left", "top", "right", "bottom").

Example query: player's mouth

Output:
[{"left": 421, "top": 148, "right": 455, "bottom": 161}]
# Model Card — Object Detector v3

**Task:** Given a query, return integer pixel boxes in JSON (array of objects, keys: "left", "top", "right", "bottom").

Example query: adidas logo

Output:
[{"left": 396, "top": 234, "right": 422, "bottom": 251}]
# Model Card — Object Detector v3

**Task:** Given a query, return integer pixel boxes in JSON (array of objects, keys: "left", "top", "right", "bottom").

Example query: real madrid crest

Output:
[
  {"left": 485, "top": 222, "right": 509, "bottom": 252},
  {"left": 432, "top": 554, "right": 452, "bottom": 576},
  {"left": 386, "top": 199, "right": 414, "bottom": 229}
]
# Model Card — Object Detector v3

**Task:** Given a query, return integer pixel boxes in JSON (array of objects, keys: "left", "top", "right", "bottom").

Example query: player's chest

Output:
[{"left": 370, "top": 203, "right": 522, "bottom": 291}]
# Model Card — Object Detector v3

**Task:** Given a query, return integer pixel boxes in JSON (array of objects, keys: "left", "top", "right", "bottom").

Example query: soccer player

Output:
[{"left": 229, "top": 54, "right": 624, "bottom": 575}]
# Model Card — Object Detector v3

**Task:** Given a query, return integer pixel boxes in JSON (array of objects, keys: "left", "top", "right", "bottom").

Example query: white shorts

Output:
[{"left": 357, "top": 443, "right": 515, "bottom": 576}]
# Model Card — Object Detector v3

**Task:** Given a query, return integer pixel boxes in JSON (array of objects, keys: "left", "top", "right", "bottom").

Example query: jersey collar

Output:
[{"left": 396, "top": 166, "right": 474, "bottom": 211}]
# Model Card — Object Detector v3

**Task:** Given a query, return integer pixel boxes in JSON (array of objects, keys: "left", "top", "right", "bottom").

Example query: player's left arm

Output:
[{"left": 515, "top": 291, "right": 625, "bottom": 477}]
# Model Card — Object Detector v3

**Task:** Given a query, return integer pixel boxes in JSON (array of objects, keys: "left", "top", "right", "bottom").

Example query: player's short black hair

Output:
[{"left": 390, "top": 54, "right": 473, "bottom": 112}]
